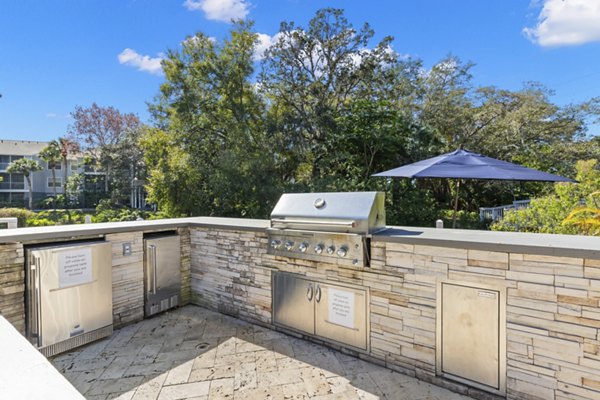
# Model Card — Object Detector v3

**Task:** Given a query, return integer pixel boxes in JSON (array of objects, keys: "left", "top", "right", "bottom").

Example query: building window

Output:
[
  {"left": 11, "top": 174, "right": 24, "bottom": 190},
  {"left": 0, "top": 155, "right": 25, "bottom": 171},
  {"left": 47, "top": 160, "right": 62, "bottom": 170},
  {"left": 0, "top": 155, "right": 10, "bottom": 170},
  {"left": 70, "top": 162, "right": 79, "bottom": 172},
  {"left": 47, "top": 177, "right": 62, "bottom": 188}
]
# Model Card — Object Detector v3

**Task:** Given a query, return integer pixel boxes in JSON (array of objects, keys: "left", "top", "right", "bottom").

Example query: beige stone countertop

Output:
[
  {"left": 374, "top": 226, "right": 600, "bottom": 259},
  {"left": 0, "top": 217, "right": 268, "bottom": 244},
  {"left": 0, "top": 216, "right": 599, "bottom": 259}
]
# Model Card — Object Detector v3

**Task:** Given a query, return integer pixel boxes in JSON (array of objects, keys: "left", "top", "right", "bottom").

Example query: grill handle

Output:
[{"left": 271, "top": 219, "right": 356, "bottom": 228}]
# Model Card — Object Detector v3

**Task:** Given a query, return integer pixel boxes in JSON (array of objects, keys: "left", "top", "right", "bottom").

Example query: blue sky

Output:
[{"left": 1, "top": 0, "right": 599, "bottom": 141}]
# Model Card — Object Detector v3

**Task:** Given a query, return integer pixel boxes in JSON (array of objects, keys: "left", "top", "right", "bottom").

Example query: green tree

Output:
[
  {"left": 69, "top": 103, "right": 140, "bottom": 201},
  {"left": 492, "top": 160, "right": 600, "bottom": 234},
  {"left": 7, "top": 158, "right": 42, "bottom": 209},
  {"left": 57, "top": 137, "right": 80, "bottom": 198},
  {"left": 38, "top": 141, "right": 62, "bottom": 208},
  {"left": 259, "top": 8, "right": 401, "bottom": 188},
  {"left": 146, "top": 20, "right": 279, "bottom": 217}
]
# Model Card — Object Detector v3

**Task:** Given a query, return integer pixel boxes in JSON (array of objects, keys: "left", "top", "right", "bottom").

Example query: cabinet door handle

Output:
[
  {"left": 315, "top": 285, "right": 322, "bottom": 303},
  {"left": 306, "top": 283, "right": 313, "bottom": 301},
  {"left": 151, "top": 245, "right": 157, "bottom": 294}
]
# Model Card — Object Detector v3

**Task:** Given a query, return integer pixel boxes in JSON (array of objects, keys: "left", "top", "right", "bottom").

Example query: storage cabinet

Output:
[
  {"left": 436, "top": 281, "right": 506, "bottom": 395},
  {"left": 273, "top": 272, "right": 368, "bottom": 350}
]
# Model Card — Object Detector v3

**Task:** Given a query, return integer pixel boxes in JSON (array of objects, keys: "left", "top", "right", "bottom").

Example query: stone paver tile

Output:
[
  {"left": 157, "top": 381, "right": 211, "bottom": 400},
  {"left": 69, "top": 367, "right": 106, "bottom": 394},
  {"left": 216, "top": 337, "right": 238, "bottom": 357},
  {"left": 305, "top": 352, "right": 345, "bottom": 378},
  {"left": 133, "top": 344, "right": 163, "bottom": 365},
  {"left": 326, "top": 376, "right": 352, "bottom": 394},
  {"left": 109, "top": 323, "right": 141, "bottom": 348},
  {"left": 257, "top": 367, "right": 304, "bottom": 387},
  {"left": 156, "top": 349, "right": 200, "bottom": 364},
  {"left": 299, "top": 367, "right": 332, "bottom": 397},
  {"left": 214, "top": 351, "right": 255, "bottom": 368},
  {"left": 290, "top": 338, "right": 323, "bottom": 356},
  {"left": 87, "top": 395, "right": 109, "bottom": 400},
  {"left": 189, "top": 365, "right": 235, "bottom": 383},
  {"left": 69, "top": 355, "right": 116, "bottom": 372},
  {"left": 76, "top": 337, "right": 112, "bottom": 360},
  {"left": 108, "top": 390, "right": 136, "bottom": 400},
  {"left": 232, "top": 385, "right": 285, "bottom": 400},
  {"left": 311, "top": 389, "right": 362, "bottom": 400},
  {"left": 130, "top": 372, "right": 168, "bottom": 400},
  {"left": 270, "top": 338, "right": 294, "bottom": 358},
  {"left": 235, "top": 339, "right": 267, "bottom": 354},
  {"left": 101, "top": 344, "right": 144, "bottom": 359},
  {"left": 276, "top": 382, "right": 311, "bottom": 399},
  {"left": 208, "top": 377, "right": 234, "bottom": 399},
  {"left": 233, "top": 362, "right": 257, "bottom": 392},
  {"left": 100, "top": 356, "right": 135, "bottom": 380},
  {"left": 87, "top": 376, "right": 145, "bottom": 397},
  {"left": 345, "top": 373, "right": 385, "bottom": 400},
  {"left": 276, "top": 355, "right": 311, "bottom": 371},
  {"left": 163, "top": 359, "right": 194, "bottom": 386},
  {"left": 253, "top": 350, "right": 278, "bottom": 373},
  {"left": 191, "top": 348, "right": 217, "bottom": 370},
  {"left": 124, "top": 361, "right": 173, "bottom": 378}
]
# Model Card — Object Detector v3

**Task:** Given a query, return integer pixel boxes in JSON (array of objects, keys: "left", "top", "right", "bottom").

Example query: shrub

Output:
[{"left": 0, "top": 208, "right": 36, "bottom": 227}]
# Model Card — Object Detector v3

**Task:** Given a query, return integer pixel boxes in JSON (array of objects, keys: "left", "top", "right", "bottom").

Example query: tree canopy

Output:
[{"left": 135, "top": 8, "right": 600, "bottom": 228}]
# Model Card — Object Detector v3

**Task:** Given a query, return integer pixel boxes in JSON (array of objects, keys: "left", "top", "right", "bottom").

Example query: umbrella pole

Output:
[{"left": 452, "top": 179, "right": 460, "bottom": 228}]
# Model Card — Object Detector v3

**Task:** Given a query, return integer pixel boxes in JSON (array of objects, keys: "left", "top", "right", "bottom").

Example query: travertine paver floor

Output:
[{"left": 51, "top": 306, "right": 473, "bottom": 400}]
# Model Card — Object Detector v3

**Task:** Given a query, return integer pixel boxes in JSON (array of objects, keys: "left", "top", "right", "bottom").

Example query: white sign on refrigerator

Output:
[
  {"left": 58, "top": 248, "right": 93, "bottom": 288},
  {"left": 328, "top": 287, "right": 355, "bottom": 329}
]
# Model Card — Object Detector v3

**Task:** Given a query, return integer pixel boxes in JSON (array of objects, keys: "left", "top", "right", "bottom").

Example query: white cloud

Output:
[
  {"left": 45, "top": 112, "right": 58, "bottom": 118},
  {"left": 524, "top": 0, "right": 600, "bottom": 47},
  {"left": 183, "top": 0, "right": 249, "bottom": 22},
  {"left": 118, "top": 48, "right": 163, "bottom": 75},
  {"left": 253, "top": 32, "right": 285, "bottom": 61}
]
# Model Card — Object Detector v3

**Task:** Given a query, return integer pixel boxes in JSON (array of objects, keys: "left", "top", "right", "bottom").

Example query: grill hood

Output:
[{"left": 270, "top": 192, "right": 386, "bottom": 234}]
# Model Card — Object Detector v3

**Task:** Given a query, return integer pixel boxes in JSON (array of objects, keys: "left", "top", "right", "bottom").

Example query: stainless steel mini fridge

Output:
[
  {"left": 144, "top": 233, "right": 181, "bottom": 317},
  {"left": 26, "top": 241, "right": 113, "bottom": 357}
]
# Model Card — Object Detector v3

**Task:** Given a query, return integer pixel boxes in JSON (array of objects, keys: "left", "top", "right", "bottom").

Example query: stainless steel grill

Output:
[{"left": 267, "top": 192, "right": 385, "bottom": 267}]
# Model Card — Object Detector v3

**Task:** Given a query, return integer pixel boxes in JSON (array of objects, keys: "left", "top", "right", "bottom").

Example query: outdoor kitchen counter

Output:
[
  {"left": 2, "top": 216, "right": 599, "bottom": 260},
  {"left": 3, "top": 218, "right": 600, "bottom": 399},
  {"left": 0, "top": 216, "right": 268, "bottom": 243},
  {"left": 374, "top": 225, "right": 600, "bottom": 259}
]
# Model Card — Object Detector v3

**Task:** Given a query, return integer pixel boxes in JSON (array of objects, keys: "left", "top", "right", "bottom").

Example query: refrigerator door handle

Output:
[
  {"left": 151, "top": 245, "right": 157, "bottom": 294},
  {"left": 30, "top": 256, "right": 41, "bottom": 346},
  {"left": 146, "top": 245, "right": 154, "bottom": 294}
]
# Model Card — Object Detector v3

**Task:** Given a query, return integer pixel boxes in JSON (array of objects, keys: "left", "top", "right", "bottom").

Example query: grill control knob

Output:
[
  {"left": 298, "top": 242, "right": 309, "bottom": 253},
  {"left": 314, "top": 244, "right": 324, "bottom": 254},
  {"left": 284, "top": 241, "right": 294, "bottom": 251},
  {"left": 337, "top": 246, "right": 348, "bottom": 257},
  {"left": 270, "top": 239, "right": 282, "bottom": 249},
  {"left": 327, "top": 245, "right": 336, "bottom": 255}
]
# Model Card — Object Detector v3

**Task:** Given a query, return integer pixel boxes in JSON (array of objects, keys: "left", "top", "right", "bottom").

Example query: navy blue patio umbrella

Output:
[{"left": 372, "top": 149, "right": 575, "bottom": 227}]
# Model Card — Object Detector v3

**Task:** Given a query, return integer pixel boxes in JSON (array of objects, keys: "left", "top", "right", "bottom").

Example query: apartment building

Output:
[{"left": 0, "top": 140, "right": 84, "bottom": 207}]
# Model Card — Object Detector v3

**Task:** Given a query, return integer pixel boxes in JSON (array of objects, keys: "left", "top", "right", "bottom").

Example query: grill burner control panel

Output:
[{"left": 267, "top": 229, "right": 367, "bottom": 267}]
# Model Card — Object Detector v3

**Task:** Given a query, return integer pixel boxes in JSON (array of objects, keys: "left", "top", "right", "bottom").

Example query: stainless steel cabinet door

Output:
[
  {"left": 314, "top": 283, "right": 367, "bottom": 350},
  {"left": 30, "top": 242, "right": 112, "bottom": 348},
  {"left": 145, "top": 235, "right": 181, "bottom": 294},
  {"left": 272, "top": 272, "right": 315, "bottom": 334},
  {"left": 440, "top": 282, "right": 501, "bottom": 390}
]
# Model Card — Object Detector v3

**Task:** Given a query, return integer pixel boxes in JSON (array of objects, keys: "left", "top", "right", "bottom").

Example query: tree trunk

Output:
[
  {"left": 26, "top": 175, "right": 33, "bottom": 210},
  {"left": 63, "top": 156, "right": 68, "bottom": 205},
  {"left": 51, "top": 167, "right": 57, "bottom": 210}
]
